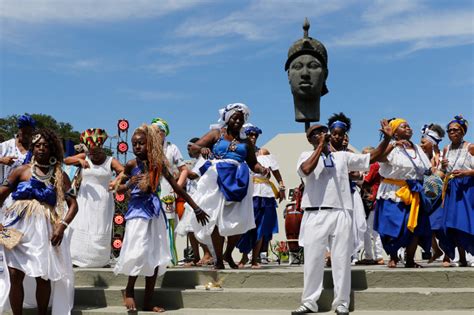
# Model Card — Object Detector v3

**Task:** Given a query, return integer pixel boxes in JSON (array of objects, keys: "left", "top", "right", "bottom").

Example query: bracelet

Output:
[
  {"left": 60, "top": 220, "right": 69, "bottom": 228},
  {"left": 194, "top": 208, "right": 204, "bottom": 215},
  {"left": 279, "top": 185, "right": 286, "bottom": 191}
]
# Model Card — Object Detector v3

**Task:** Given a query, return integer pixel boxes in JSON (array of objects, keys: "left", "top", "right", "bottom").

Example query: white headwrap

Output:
[
  {"left": 421, "top": 124, "right": 443, "bottom": 145},
  {"left": 209, "top": 103, "right": 250, "bottom": 139}
]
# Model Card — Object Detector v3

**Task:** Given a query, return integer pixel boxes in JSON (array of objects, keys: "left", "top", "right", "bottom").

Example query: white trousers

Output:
[
  {"left": 300, "top": 208, "right": 353, "bottom": 311},
  {"left": 363, "top": 211, "right": 384, "bottom": 260}
]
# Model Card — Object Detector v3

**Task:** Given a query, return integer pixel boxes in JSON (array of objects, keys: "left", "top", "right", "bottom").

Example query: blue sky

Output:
[{"left": 1, "top": 0, "right": 473, "bottom": 156}]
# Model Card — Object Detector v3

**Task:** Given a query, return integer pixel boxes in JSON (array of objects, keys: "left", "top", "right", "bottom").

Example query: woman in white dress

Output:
[
  {"left": 374, "top": 118, "right": 432, "bottom": 268},
  {"left": 64, "top": 128, "right": 124, "bottom": 267},
  {"left": 189, "top": 103, "right": 270, "bottom": 269},
  {"left": 113, "top": 124, "right": 207, "bottom": 312},
  {"left": 0, "top": 128, "right": 78, "bottom": 315}
]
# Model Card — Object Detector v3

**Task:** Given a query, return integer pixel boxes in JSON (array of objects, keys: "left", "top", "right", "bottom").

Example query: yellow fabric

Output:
[
  {"left": 382, "top": 178, "right": 420, "bottom": 232},
  {"left": 253, "top": 177, "right": 279, "bottom": 199},
  {"left": 441, "top": 173, "right": 456, "bottom": 207},
  {"left": 389, "top": 118, "right": 407, "bottom": 133}
]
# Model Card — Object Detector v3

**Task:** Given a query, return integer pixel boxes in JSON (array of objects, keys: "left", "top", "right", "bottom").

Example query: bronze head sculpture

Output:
[{"left": 286, "top": 18, "right": 328, "bottom": 123}]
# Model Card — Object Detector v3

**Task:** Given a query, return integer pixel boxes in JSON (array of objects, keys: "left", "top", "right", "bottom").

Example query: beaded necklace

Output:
[
  {"left": 446, "top": 141, "right": 465, "bottom": 172},
  {"left": 400, "top": 144, "right": 429, "bottom": 177},
  {"left": 31, "top": 163, "right": 55, "bottom": 186}
]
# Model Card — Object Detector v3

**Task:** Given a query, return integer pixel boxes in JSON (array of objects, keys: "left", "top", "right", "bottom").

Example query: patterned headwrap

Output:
[
  {"left": 447, "top": 115, "right": 468, "bottom": 135},
  {"left": 329, "top": 120, "right": 348, "bottom": 132},
  {"left": 244, "top": 123, "right": 262, "bottom": 136},
  {"left": 17, "top": 114, "right": 36, "bottom": 129},
  {"left": 151, "top": 118, "right": 170, "bottom": 136},
  {"left": 80, "top": 128, "right": 108, "bottom": 148},
  {"left": 210, "top": 103, "right": 250, "bottom": 139},
  {"left": 421, "top": 124, "right": 443, "bottom": 145},
  {"left": 389, "top": 118, "right": 407, "bottom": 133}
]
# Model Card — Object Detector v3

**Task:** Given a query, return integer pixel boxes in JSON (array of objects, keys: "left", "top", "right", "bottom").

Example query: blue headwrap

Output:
[
  {"left": 17, "top": 115, "right": 36, "bottom": 129},
  {"left": 447, "top": 115, "right": 468, "bottom": 135},
  {"left": 329, "top": 120, "right": 348, "bottom": 132},
  {"left": 244, "top": 123, "right": 262, "bottom": 136}
]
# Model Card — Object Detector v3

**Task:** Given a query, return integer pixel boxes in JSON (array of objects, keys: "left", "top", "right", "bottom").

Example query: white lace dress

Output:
[{"left": 69, "top": 156, "right": 115, "bottom": 267}]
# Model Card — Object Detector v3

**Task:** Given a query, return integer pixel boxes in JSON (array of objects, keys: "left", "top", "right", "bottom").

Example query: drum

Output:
[{"left": 285, "top": 203, "right": 303, "bottom": 252}]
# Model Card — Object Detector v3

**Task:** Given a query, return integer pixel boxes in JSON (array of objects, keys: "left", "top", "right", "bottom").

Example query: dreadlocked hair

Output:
[
  {"left": 428, "top": 124, "right": 446, "bottom": 139},
  {"left": 30, "top": 128, "right": 65, "bottom": 220},
  {"left": 327, "top": 112, "right": 352, "bottom": 133},
  {"left": 133, "top": 124, "right": 167, "bottom": 192}
]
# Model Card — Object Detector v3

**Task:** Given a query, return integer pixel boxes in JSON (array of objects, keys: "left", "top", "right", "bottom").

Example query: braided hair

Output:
[{"left": 133, "top": 124, "right": 167, "bottom": 192}]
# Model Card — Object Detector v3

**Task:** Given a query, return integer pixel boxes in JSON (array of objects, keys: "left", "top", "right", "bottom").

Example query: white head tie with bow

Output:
[{"left": 209, "top": 103, "right": 250, "bottom": 139}]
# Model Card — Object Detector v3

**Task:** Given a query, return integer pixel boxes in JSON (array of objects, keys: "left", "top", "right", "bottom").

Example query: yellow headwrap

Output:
[{"left": 389, "top": 118, "right": 407, "bottom": 133}]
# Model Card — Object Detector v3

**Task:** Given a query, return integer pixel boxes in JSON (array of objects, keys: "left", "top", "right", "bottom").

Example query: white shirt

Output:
[
  {"left": 443, "top": 142, "right": 473, "bottom": 171},
  {"left": 297, "top": 151, "right": 370, "bottom": 210},
  {"left": 252, "top": 154, "right": 280, "bottom": 198},
  {"left": 377, "top": 145, "right": 430, "bottom": 201},
  {"left": 160, "top": 141, "right": 186, "bottom": 217},
  {"left": 0, "top": 138, "right": 29, "bottom": 183}
]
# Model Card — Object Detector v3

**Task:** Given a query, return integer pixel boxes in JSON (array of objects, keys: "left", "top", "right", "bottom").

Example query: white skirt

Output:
[
  {"left": 0, "top": 201, "right": 74, "bottom": 314},
  {"left": 114, "top": 215, "right": 171, "bottom": 277},
  {"left": 190, "top": 160, "right": 255, "bottom": 242},
  {"left": 176, "top": 204, "right": 194, "bottom": 236}
]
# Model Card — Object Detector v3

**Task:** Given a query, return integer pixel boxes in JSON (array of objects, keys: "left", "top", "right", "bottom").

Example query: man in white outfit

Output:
[{"left": 293, "top": 122, "right": 391, "bottom": 315}]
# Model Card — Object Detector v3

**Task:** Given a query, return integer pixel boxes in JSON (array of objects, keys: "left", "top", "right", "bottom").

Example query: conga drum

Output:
[
  {"left": 175, "top": 196, "right": 186, "bottom": 220},
  {"left": 285, "top": 203, "right": 303, "bottom": 253}
]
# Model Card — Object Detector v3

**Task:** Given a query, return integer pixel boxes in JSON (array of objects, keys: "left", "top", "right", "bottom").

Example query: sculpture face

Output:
[
  {"left": 288, "top": 55, "right": 325, "bottom": 100},
  {"left": 288, "top": 54, "right": 325, "bottom": 122}
]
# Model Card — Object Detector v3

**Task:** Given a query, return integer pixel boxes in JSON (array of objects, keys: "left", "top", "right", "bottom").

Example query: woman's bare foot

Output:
[
  {"left": 387, "top": 259, "right": 397, "bottom": 268},
  {"left": 122, "top": 290, "right": 137, "bottom": 312},
  {"left": 238, "top": 255, "right": 249, "bottom": 269},
  {"left": 251, "top": 263, "right": 261, "bottom": 269},
  {"left": 144, "top": 306, "right": 165, "bottom": 313}
]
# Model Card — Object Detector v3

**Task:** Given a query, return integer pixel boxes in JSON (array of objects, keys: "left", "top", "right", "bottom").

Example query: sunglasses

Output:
[{"left": 447, "top": 128, "right": 462, "bottom": 133}]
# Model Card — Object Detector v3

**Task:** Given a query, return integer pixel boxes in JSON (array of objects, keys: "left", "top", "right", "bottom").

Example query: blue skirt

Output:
[
  {"left": 438, "top": 176, "right": 474, "bottom": 259},
  {"left": 374, "top": 198, "right": 432, "bottom": 257},
  {"left": 237, "top": 197, "right": 278, "bottom": 255}
]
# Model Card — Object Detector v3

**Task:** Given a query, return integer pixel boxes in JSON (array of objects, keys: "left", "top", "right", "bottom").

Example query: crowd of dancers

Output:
[{"left": 0, "top": 107, "right": 472, "bottom": 314}]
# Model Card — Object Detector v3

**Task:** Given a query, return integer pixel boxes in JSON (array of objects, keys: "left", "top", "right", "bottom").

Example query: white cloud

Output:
[
  {"left": 362, "top": 0, "right": 423, "bottom": 22},
  {"left": 148, "top": 42, "right": 231, "bottom": 57},
  {"left": 67, "top": 59, "right": 101, "bottom": 70},
  {"left": 145, "top": 60, "right": 202, "bottom": 75},
  {"left": 0, "top": 0, "right": 209, "bottom": 23},
  {"left": 332, "top": 10, "right": 474, "bottom": 50},
  {"left": 175, "top": 0, "right": 352, "bottom": 40}
]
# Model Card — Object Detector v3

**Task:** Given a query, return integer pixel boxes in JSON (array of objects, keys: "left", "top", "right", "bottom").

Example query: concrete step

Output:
[
  {"left": 73, "top": 286, "right": 474, "bottom": 311},
  {"left": 74, "top": 266, "right": 474, "bottom": 289},
  {"left": 7, "top": 308, "right": 474, "bottom": 315}
]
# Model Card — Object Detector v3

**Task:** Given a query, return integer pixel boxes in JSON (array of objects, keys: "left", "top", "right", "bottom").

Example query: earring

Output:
[{"left": 49, "top": 157, "right": 57, "bottom": 165}]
